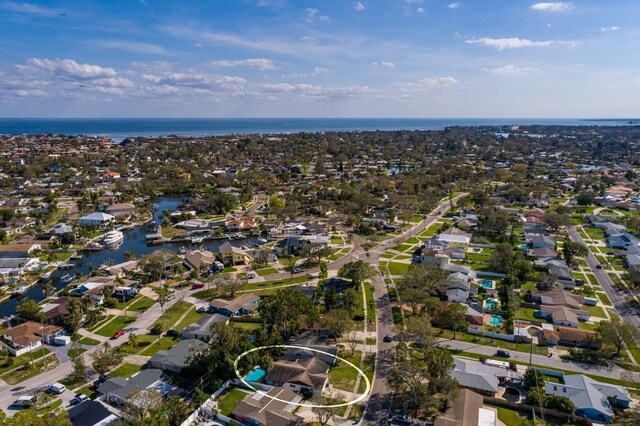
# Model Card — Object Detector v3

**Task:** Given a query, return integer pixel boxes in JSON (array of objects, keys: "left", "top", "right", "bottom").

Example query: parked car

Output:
[
  {"left": 166, "top": 329, "right": 181, "bottom": 337},
  {"left": 496, "top": 349, "right": 511, "bottom": 358},
  {"left": 243, "top": 273, "right": 255, "bottom": 279},
  {"left": 294, "top": 266, "right": 304, "bottom": 273},
  {"left": 111, "top": 330, "right": 125, "bottom": 340},
  {"left": 390, "top": 415, "right": 413, "bottom": 425},
  {"left": 196, "top": 306, "right": 209, "bottom": 313},
  {"left": 69, "top": 394, "right": 89, "bottom": 406},
  {"left": 191, "top": 283, "right": 204, "bottom": 290},
  {"left": 47, "top": 382, "right": 66, "bottom": 394},
  {"left": 383, "top": 335, "right": 393, "bottom": 343},
  {"left": 13, "top": 395, "right": 37, "bottom": 408},
  {"left": 595, "top": 264, "right": 603, "bottom": 269}
]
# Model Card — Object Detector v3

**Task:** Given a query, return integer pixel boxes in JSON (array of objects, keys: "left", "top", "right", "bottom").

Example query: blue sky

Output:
[{"left": 0, "top": 0, "right": 639, "bottom": 117}]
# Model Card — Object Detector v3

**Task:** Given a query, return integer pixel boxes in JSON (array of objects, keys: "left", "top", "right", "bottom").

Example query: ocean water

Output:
[{"left": 0, "top": 117, "right": 629, "bottom": 140}]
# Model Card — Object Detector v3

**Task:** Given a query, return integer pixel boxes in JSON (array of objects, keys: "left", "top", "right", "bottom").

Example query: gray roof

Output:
[
  {"left": 150, "top": 339, "right": 207, "bottom": 370},
  {"left": 450, "top": 358, "right": 510, "bottom": 394},
  {"left": 182, "top": 314, "right": 228, "bottom": 337},
  {"left": 545, "top": 374, "right": 631, "bottom": 418},
  {"left": 97, "top": 369, "right": 163, "bottom": 400}
]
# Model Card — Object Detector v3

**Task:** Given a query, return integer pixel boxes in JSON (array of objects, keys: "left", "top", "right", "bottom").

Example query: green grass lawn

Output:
[
  {"left": 387, "top": 262, "right": 409, "bottom": 275},
  {"left": 174, "top": 307, "right": 204, "bottom": 331},
  {"left": 87, "top": 314, "right": 115, "bottom": 332},
  {"left": 77, "top": 384, "right": 99, "bottom": 399},
  {"left": 393, "top": 243, "right": 413, "bottom": 252},
  {"left": 139, "top": 336, "right": 180, "bottom": 356},
  {"left": 126, "top": 296, "right": 155, "bottom": 313},
  {"left": 255, "top": 267, "right": 279, "bottom": 276},
  {"left": 151, "top": 301, "right": 193, "bottom": 331},
  {"left": 77, "top": 336, "right": 101, "bottom": 346},
  {"left": 329, "top": 350, "right": 362, "bottom": 392},
  {"left": 330, "top": 236, "right": 343, "bottom": 245},
  {"left": 358, "top": 354, "right": 375, "bottom": 394},
  {"left": 2, "top": 356, "right": 59, "bottom": 385},
  {"left": 597, "top": 292, "right": 611, "bottom": 306},
  {"left": 485, "top": 404, "right": 525, "bottom": 426},
  {"left": 218, "top": 388, "right": 249, "bottom": 416},
  {"left": 364, "top": 284, "right": 376, "bottom": 324},
  {"left": 94, "top": 316, "right": 137, "bottom": 338},
  {"left": 583, "top": 304, "right": 607, "bottom": 318},
  {"left": 35, "top": 398, "right": 62, "bottom": 415},
  {"left": 231, "top": 321, "right": 261, "bottom": 331},
  {"left": 516, "top": 307, "right": 538, "bottom": 322},
  {"left": 392, "top": 307, "right": 403, "bottom": 329},
  {"left": 109, "top": 362, "right": 142, "bottom": 378},
  {"left": 404, "top": 237, "right": 421, "bottom": 244},
  {"left": 160, "top": 225, "right": 186, "bottom": 239},
  {"left": 0, "top": 349, "right": 51, "bottom": 375}
]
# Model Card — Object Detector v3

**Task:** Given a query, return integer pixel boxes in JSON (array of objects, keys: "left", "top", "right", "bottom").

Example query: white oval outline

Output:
[{"left": 233, "top": 344, "right": 371, "bottom": 408}]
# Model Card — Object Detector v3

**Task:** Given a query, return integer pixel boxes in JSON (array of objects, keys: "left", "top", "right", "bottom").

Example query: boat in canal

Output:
[{"left": 103, "top": 230, "right": 124, "bottom": 246}]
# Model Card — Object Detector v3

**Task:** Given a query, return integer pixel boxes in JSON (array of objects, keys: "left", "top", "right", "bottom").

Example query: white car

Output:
[{"left": 48, "top": 382, "right": 66, "bottom": 394}]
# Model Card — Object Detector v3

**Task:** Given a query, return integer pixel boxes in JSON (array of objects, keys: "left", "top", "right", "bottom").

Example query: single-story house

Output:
[
  {"left": 232, "top": 386, "right": 303, "bottom": 426},
  {"left": 265, "top": 357, "right": 330, "bottom": 393},
  {"left": 282, "top": 344, "right": 338, "bottom": 366},
  {"left": 2, "top": 321, "right": 63, "bottom": 355},
  {"left": 0, "top": 243, "right": 41, "bottom": 258},
  {"left": 149, "top": 339, "right": 207, "bottom": 373},
  {"left": 437, "top": 228, "right": 471, "bottom": 247},
  {"left": 41, "top": 296, "right": 71, "bottom": 323},
  {"left": 542, "top": 325, "right": 601, "bottom": 349},
  {"left": 537, "top": 305, "right": 590, "bottom": 328},
  {"left": 181, "top": 314, "right": 229, "bottom": 341},
  {"left": 183, "top": 250, "right": 217, "bottom": 270},
  {"left": 527, "top": 235, "right": 556, "bottom": 250},
  {"left": 0, "top": 257, "right": 40, "bottom": 276},
  {"left": 450, "top": 358, "right": 509, "bottom": 396},
  {"left": 531, "top": 290, "right": 583, "bottom": 310},
  {"left": 545, "top": 374, "right": 631, "bottom": 422},
  {"left": 105, "top": 203, "right": 135, "bottom": 219},
  {"left": 68, "top": 400, "right": 119, "bottom": 426},
  {"left": 209, "top": 293, "right": 260, "bottom": 317},
  {"left": 44, "top": 223, "right": 74, "bottom": 236},
  {"left": 423, "top": 238, "right": 450, "bottom": 252},
  {"left": 97, "top": 369, "right": 171, "bottom": 407},
  {"left": 78, "top": 212, "right": 115, "bottom": 228},
  {"left": 434, "top": 389, "right": 497, "bottom": 426}
]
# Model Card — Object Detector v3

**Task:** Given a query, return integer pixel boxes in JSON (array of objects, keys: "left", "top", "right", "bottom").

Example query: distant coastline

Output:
[{"left": 0, "top": 117, "right": 638, "bottom": 140}]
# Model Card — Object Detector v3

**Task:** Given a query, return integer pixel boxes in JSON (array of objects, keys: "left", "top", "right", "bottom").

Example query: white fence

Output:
[{"left": 467, "top": 327, "right": 516, "bottom": 342}]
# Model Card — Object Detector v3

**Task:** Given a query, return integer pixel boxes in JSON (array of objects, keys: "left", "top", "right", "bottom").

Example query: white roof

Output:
[
  {"left": 437, "top": 233, "right": 471, "bottom": 243},
  {"left": 79, "top": 212, "right": 115, "bottom": 221}
]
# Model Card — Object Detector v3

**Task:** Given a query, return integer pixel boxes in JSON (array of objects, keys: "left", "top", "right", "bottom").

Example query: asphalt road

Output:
[
  {"left": 566, "top": 225, "right": 640, "bottom": 329},
  {"left": 361, "top": 194, "right": 468, "bottom": 425}
]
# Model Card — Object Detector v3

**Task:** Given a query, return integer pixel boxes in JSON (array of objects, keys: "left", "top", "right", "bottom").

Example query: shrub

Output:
[{"left": 150, "top": 322, "right": 165, "bottom": 335}]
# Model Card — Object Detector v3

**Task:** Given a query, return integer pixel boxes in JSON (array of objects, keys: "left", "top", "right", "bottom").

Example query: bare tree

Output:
[{"left": 346, "top": 329, "right": 360, "bottom": 356}]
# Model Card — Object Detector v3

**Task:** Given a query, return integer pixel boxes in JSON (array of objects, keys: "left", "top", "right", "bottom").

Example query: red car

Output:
[
  {"left": 111, "top": 330, "right": 125, "bottom": 340},
  {"left": 191, "top": 283, "right": 204, "bottom": 290}
]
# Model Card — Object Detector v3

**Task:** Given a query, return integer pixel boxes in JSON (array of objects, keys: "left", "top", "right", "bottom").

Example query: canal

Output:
[{"left": 1, "top": 197, "right": 256, "bottom": 316}]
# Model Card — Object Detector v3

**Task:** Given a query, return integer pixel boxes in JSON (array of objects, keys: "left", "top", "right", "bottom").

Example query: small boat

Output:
[
  {"left": 147, "top": 221, "right": 159, "bottom": 232},
  {"left": 84, "top": 242, "right": 103, "bottom": 251},
  {"left": 103, "top": 230, "right": 124, "bottom": 246},
  {"left": 59, "top": 273, "right": 73, "bottom": 283},
  {"left": 11, "top": 286, "right": 28, "bottom": 297},
  {"left": 179, "top": 246, "right": 187, "bottom": 254},
  {"left": 256, "top": 238, "right": 267, "bottom": 245},
  {"left": 191, "top": 236, "right": 203, "bottom": 244}
]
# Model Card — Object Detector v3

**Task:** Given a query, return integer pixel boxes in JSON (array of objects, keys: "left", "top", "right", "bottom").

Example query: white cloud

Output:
[
  {"left": 142, "top": 71, "right": 246, "bottom": 97},
  {"left": 466, "top": 37, "right": 573, "bottom": 50},
  {"left": 259, "top": 82, "right": 371, "bottom": 100},
  {"left": 209, "top": 58, "right": 276, "bottom": 70},
  {"left": 306, "top": 8, "right": 329, "bottom": 22},
  {"left": 600, "top": 26, "right": 620, "bottom": 32},
  {"left": 0, "top": 1, "right": 62, "bottom": 16},
  {"left": 373, "top": 61, "right": 396, "bottom": 69},
  {"left": 354, "top": 2, "right": 365, "bottom": 11},
  {"left": 416, "top": 7, "right": 424, "bottom": 13},
  {"left": 14, "top": 89, "right": 47, "bottom": 97},
  {"left": 448, "top": 2, "right": 460, "bottom": 9},
  {"left": 488, "top": 65, "right": 538, "bottom": 76},
  {"left": 530, "top": 2, "right": 573, "bottom": 12},
  {"left": 93, "top": 40, "right": 168, "bottom": 55},
  {"left": 284, "top": 67, "right": 331, "bottom": 78},
  {"left": 395, "top": 76, "right": 458, "bottom": 92},
  {"left": 25, "top": 58, "right": 118, "bottom": 80}
]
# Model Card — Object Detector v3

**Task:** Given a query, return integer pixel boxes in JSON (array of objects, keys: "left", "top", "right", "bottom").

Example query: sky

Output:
[{"left": 0, "top": 0, "right": 639, "bottom": 118}]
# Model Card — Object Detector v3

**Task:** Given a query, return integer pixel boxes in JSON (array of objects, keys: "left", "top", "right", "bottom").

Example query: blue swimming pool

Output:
[
  {"left": 489, "top": 315, "right": 503, "bottom": 326},
  {"left": 480, "top": 280, "right": 494, "bottom": 289},
  {"left": 245, "top": 367, "right": 267, "bottom": 382},
  {"left": 484, "top": 299, "right": 498, "bottom": 310}
]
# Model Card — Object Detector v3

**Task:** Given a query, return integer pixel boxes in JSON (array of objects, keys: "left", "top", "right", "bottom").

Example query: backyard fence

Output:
[{"left": 483, "top": 396, "right": 593, "bottom": 425}]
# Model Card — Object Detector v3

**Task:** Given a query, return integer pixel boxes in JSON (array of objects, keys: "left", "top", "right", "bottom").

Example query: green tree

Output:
[
  {"left": 562, "top": 236, "right": 589, "bottom": 266},
  {"left": 338, "top": 260, "right": 375, "bottom": 287},
  {"left": 69, "top": 343, "right": 86, "bottom": 383},
  {"left": 523, "top": 368, "right": 546, "bottom": 390},
  {"left": 439, "top": 303, "right": 468, "bottom": 339},
  {"left": 597, "top": 318, "right": 639, "bottom": 359},
  {"left": 91, "top": 342, "right": 123, "bottom": 373},
  {"left": 15, "top": 299, "right": 47, "bottom": 323},
  {"left": 1, "top": 410, "right": 72, "bottom": 425},
  {"left": 489, "top": 243, "right": 514, "bottom": 274},
  {"left": 62, "top": 298, "right": 84, "bottom": 335},
  {"left": 546, "top": 395, "right": 576, "bottom": 414},
  {"left": 258, "top": 288, "right": 319, "bottom": 341}
]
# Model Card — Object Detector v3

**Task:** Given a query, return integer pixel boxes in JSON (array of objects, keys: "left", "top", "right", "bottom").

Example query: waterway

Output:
[{"left": 0, "top": 197, "right": 256, "bottom": 317}]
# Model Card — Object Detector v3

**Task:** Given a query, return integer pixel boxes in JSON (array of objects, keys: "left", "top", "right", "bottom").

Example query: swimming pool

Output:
[
  {"left": 245, "top": 367, "right": 266, "bottom": 382},
  {"left": 489, "top": 315, "right": 503, "bottom": 326},
  {"left": 484, "top": 298, "right": 498, "bottom": 310},
  {"left": 480, "top": 280, "right": 494, "bottom": 289}
]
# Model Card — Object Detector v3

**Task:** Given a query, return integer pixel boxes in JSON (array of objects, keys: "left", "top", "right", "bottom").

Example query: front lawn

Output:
[
  {"left": 387, "top": 262, "right": 409, "bottom": 275},
  {"left": 329, "top": 350, "right": 362, "bottom": 392},
  {"left": 139, "top": 336, "right": 179, "bottom": 356},
  {"left": 583, "top": 305, "right": 607, "bottom": 318},
  {"left": 174, "top": 307, "right": 204, "bottom": 331},
  {"left": 151, "top": 301, "right": 193, "bottom": 330},
  {"left": 94, "top": 316, "right": 136, "bottom": 338},
  {"left": 127, "top": 296, "right": 156, "bottom": 313},
  {"left": 255, "top": 268, "right": 279, "bottom": 276},
  {"left": 109, "top": 362, "right": 142, "bottom": 378}
]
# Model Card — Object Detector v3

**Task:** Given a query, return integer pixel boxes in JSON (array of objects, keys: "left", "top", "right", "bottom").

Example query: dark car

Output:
[
  {"left": 595, "top": 264, "right": 603, "bottom": 269},
  {"left": 191, "top": 283, "right": 204, "bottom": 290},
  {"left": 383, "top": 335, "right": 393, "bottom": 343},
  {"left": 390, "top": 415, "right": 412, "bottom": 425},
  {"left": 166, "top": 329, "right": 181, "bottom": 337},
  {"left": 496, "top": 349, "right": 511, "bottom": 358}
]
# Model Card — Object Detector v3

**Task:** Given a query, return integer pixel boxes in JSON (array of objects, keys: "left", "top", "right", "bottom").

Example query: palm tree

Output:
[
  {"left": 41, "top": 282, "right": 54, "bottom": 299},
  {"left": 128, "top": 333, "right": 139, "bottom": 350}
]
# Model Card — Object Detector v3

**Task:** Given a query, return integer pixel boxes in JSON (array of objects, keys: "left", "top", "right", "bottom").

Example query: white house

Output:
[{"left": 78, "top": 212, "right": 115, "bottom": 228}]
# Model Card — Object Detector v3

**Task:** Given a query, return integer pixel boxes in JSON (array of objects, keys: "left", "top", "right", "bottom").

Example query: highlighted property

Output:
[{"left": 233, "top": 344, "right": 371, "bottom": 409}]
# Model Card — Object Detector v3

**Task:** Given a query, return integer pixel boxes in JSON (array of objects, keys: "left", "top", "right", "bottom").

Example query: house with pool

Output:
[{"left": 264, "top": 357, "right": 330, "bottom": 394}]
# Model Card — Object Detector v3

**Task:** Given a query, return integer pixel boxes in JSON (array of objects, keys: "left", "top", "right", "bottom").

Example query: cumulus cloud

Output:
[
  {"left": 488, "top": 65, "right": 538, "bottom": 76},
  {"left": 448, "top": 2, "right": 460, "bottom": 9},
  {"left": 600, "top": 26, "right": 620, "bottom": 32},
  {"left": 530, "top": 2, "right": 573, "bottom": 12},
  {"left": 395, "top": 76, "right": 458, "bottom": 92},
  {"left": 24, "top": 58, "right": 118, "bottom": 80},
  {"left": 141, "top": 71, "right": 247, "bottom": 97},
  {"left": 416, "top": 7, "right": 424, "bottom": 13},
  {"left": 466, "top": 37, "right": 573, "bottom": 50},
  {"left": 354, "top": 2, "right": 365, "bottom": 11},
  {"left": 373, "top": 61, "right": 396, "bottom": 69},
  {"left": 284, "top": 67, "right": 330, "bottom": 78},
  {"left": 208, "top": 58, "right": 276, "bottom": 70}
]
